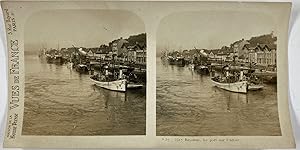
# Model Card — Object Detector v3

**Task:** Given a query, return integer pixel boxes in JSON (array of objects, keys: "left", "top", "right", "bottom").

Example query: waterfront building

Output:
[
  {"left": 127, "top": 46, "right": 136, "bottom": 62},
  {"left": 127, "top": 43, "right": 143, "bottom": 63},
  {"left": 189, "top": 49, "right": 208, "bottom": 64},
  {"left": 87, "top": 45, "right": 110, "bottom": 60},
  {"left": 112, "top": 37, "right": 129, "bottom": 56},
  {"left": 136, "top": 45, "right": 146, "bottom": 65},
  {"left": 232, "top": 38, "right": 250, "bottom": 58},
  {"left": 188, "top": 49, "right": 201, "bottom": 61},
  {"left": 256, "top": 44, "right": 276, "bottom": 66},
  {"left": 216, "top": 53, "right": 228, "bottom": 61},
  {"left": 248, "top": 48, "right": 257, "bottom": 64},
  {"left": 226, "top": 52, "right": 235, "bottom": 62},
  {"left": 87, "top": 49, "right": 94, "bottom": 56},
  {"left": 247, "top": 44, "right": 276, "bottom": 67},
  {"left": 208, "top": 51, "right": 216, "bottom": 59}
]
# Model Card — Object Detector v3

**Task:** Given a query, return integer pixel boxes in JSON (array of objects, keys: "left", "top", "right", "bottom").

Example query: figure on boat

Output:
[
  {"left": 90, "top": 64, "right": 144, "bottom": 92},
  {"left": 211, "top": 65, "right": 263, "bottom": 93}
]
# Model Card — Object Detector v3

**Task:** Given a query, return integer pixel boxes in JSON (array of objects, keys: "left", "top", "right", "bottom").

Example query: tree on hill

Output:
[
  {"left": 107, "top": 33, "right": 146, "bottom": 51},
  {"left": 248, "top": 33, "right": 277, "bottom": 48},
  {"left": 126, "top": 33, "right": 146, "bottom": 46}
]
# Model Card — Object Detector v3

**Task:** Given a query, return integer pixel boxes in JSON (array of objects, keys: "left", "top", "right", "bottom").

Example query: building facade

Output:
[
  {"left": 248, "top": 44, "right": 276, "bottom": 66},
  {"left": 136, "top": 46, "right": 146, "bottom": 65},
  {"left": 232, "top": 39, "right": 250, "bottom": 58},
  {"left": 112, "top": 37, "right": 129, "bottom": 56}
]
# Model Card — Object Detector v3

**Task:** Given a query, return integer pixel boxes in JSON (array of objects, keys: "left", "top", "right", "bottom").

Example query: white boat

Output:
[
  {"left": 127, "top": 82, "right": 143, "bottom": 89},
  {"left": 248, "top": 84, "right": 263, "bottom": 91},
  {"left": 211, "top": 79, "right": 248, "bottom": 93},
  {"left": 91, "top": 78, "right": 127, "bottom": 92}
]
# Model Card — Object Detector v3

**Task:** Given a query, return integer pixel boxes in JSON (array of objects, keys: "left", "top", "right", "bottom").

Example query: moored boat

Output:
[
  {"left": 194, "top": 65, "right": 209, "bottom": 75},
  {"left": 90, "top": 75, "right": 127, "bottom": 92},
  {"left": 248, "top": 84, "right": 264, "bottom": 91},
  {"left": 90, "top": 65, "right": 127, "bottom": 92},
  {"left": 167, "top": 56, "right": 185, "bottom": 66},
  {"left": 252, "top": 70, "right": 277, "bottom": 84},
  {"left": 91, "top": 64, "right": 146, "bottom": 92},
  {"left": 211, "top": 67, "right": 266, "bottom": 93},
  {"left": 125, "top": 68, "right": 144, "bottom": 89},
  {"left": 175, "top": 57, "right": 185, "bottom": 67},
  {"left": 211, "top": 68, "right": 249, "bottom": 93},
  {"left": 45, "top": 54, "right": 65, "bottom": 64},
  {"left": 211, "top": 78, "right": 248, "bottom": 93},
  {"left": 75, "top": 64, "right": 89, "bottom": 74},
  {"left": 247, "top": 75, "right": 264, "bottom": 91},
  {"left": 127, "top": 82, "right": 143, "bottom": 89},
  {"left": 167, "top": 56, "right": 176, "bottom": 65}
]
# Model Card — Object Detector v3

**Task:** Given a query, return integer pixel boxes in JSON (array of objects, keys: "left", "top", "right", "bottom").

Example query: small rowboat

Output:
[
  {"left": 127, "top": 82, "right": 143, "bottom": 89},
  {"left": 248, "top": 84, "right": 264, "bottom": 91}
]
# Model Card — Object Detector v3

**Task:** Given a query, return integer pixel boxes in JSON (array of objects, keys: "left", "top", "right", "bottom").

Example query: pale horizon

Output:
[
  {"left": 157, "top": 11, "right": 276, "bottom": 55},
  {"left": 25, "top": 9, "right": 145, "bottom": 52}
]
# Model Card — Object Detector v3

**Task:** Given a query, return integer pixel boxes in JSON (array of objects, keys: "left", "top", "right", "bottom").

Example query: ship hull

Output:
[
  {"left": 91, "top": 78, "right": 127, "bottom": 92},
  {"left": 211, "top": 79, "right": 248, "bottom": 93},
  {"left": 127, "top": 83, "right": 143, "bottom": 89},
  {"left": 248, "top": 84, "right": 263, "bottom": 91},
  {"left": 46, "top": 55, "right": 65, "bottom": 64},
  {"left": 194, "top": 65, "right": 210, "bottom": 75}
]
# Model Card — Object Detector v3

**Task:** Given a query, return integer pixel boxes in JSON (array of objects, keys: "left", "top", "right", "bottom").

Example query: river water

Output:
[
  {"left": 156, "top": 59, "right": 281, "bottom": 136},
  {"left": 22, "top": 55, "right": 146, "bottom": 135}
]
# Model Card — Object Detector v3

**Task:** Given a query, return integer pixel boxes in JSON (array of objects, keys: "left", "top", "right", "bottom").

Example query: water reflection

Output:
[
  {"left": 156, "top": 59, "right": 281, "bottom": 136},
  {"left": 22, "top": 55, "right": 146, "bottom": 135}
]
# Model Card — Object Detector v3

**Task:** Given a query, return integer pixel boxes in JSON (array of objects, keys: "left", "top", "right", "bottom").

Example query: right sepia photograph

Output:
[{"left": 156, "top": 11, "right": 281, "bottom": 136}]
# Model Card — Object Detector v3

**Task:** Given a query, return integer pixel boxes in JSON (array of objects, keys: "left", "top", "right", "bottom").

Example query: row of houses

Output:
[
  {"left": 206, "top": 43, "right": 276, "bottom": 66},
  {"left": 112, "top": 37, "right": 146, "bottom": 65},
  {"left": 247, "top": 44, "right": 276, "bottom": 66},
  {"left": 233, "top": 38, "right": 276, "bottom": 66},
  {"left": 192, "top": 35, "right": 276, "bottom": 67},
  {"left": 167, "top": 39, "right": 276, "bottom": 67},
  {"left": 84, "top": 37, "right": 146, "bottom": 65}
]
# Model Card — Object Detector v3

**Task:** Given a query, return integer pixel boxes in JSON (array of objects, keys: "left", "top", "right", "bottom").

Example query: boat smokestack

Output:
[
  {"left": 226, "top": 71, "right": 229, "bottom": 77},
  {"left": 119, "top": 69, "right": 123, "bottom": 79},
  {"left": 240, "top": 71, "right": 243, "bottom": 80}
]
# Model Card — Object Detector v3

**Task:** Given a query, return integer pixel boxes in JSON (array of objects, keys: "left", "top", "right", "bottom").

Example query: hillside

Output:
[
  {"left": 127, "top": 33, "right": 146, "bottom": 46},
  {"left": 248, "top": 33, "right": 277, "bottom": 48},
  {"left": 108, "top": 33, "right": 146, "bottom": 50}
]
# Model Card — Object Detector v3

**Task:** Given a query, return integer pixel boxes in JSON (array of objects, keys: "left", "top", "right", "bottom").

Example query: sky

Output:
[
  {"left": 25, "top": 10, "right": 145, "bottom": 52},
  {"left": 156, "top": 11, "right": 276, "bottom": 55}
]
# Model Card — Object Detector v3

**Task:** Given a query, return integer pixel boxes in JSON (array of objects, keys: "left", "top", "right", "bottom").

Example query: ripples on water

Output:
[
  {"left": 156, "top": 59, "right": 281, "bottom": 136},
  {"left": 22, "top": 55, "right": 146, "bottom": 135}
]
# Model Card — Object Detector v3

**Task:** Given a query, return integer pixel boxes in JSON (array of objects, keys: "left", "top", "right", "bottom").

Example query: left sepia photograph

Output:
[{"left": 23, "top": 10, "right": 146, "bottom": 135}]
